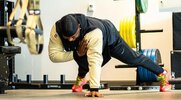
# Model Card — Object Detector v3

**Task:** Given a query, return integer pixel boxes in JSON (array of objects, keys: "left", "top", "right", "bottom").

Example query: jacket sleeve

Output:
[
  {"left": 48, "top": 24, "right": 74, "bottom": 62},
  {"left": 84, "top": 28, "right": 103, "bottom": 89}
]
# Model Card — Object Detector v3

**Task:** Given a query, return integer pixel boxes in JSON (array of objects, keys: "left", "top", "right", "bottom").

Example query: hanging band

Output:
[
  {"left": 6, "top": 0, "right": 21, "bottom": 45},
  {"left": 16, "top": 0, "right": 29, "bottom": 43},
  {"left": 6, "top": 0, "right": 43, "bottom": 54},
  {"left": 25, "top": 0, "right": 44, "bottom": 54}
]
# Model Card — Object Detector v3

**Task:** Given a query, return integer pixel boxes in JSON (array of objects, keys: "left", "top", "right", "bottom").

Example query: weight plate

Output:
[
  {"left": 137, "top": 49, "right": 161, "bottom": 82},
  {"left": 136, "top": 0, "right": 148, "bottom": 13}
]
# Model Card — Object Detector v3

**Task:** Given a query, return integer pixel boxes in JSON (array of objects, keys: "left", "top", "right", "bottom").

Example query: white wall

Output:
[
  {"left": 14, "top": 0, "right": 172, "bottom": 81},
  {"left": 159, "top": 0, "right": 181, "bottom": 12}
]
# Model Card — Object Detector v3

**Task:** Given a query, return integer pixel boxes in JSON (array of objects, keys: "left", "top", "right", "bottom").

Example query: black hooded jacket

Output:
[{"left": 55, "top": 14, "right": 121, "bottom": 53}]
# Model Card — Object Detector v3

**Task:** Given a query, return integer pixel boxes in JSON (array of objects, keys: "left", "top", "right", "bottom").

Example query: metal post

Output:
[
  {"left": 60, "top": 74, "right": 65, "bottom": 84},
  {"left": 0, "top": 0, "right": 6, "bottom": 46},
  {"left": 12, "top": 73, "right": 18, "bottom": 83},
  {"left": 135, "top": 0, "right": 141, "bottom": 85},
  {"left": 43, "top": 74, "right": 48, "bottom": 84},
  {"left": 135, "top": 5, "right": 141, "bottom": 51},
  {"left": 26, "top": 74, "right": 32, "bottom": 84}
]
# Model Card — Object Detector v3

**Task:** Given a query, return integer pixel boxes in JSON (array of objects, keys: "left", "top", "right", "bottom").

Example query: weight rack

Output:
[
  {"left": 8, "top": 74, "right": 108, "bottom": 90},
  {"left": 0, "top": 0, "right": 21, "bottom": 94},
  {"left": 111, "top": 0, "right": 164, "bottom": 90}
]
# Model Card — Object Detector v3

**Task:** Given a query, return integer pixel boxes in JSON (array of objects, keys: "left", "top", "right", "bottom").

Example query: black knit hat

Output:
[{"left": 59, "top": 14, "right": 78, "bottom": 37}]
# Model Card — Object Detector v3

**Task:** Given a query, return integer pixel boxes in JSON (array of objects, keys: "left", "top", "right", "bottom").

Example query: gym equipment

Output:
[
  {"left": 7, "top": 0, "right": 27, "bottom": 45},
  {"left": 169, "top": 78, "right": 181, "bottom": 85},
  {"left": 173, "top": 12, "right": 181, "bottom": 50},
  {"left": 60, "top": 74, "right": 65, "bottom": 84},
  {"left": 25, "top": 0, "right": 44, "bottom": 54},
  {"left": 136, "top": 0, "right": 148, "bottom": 13},
  {"left": 26, "top": 74, "right": 32, "bottom": 84},
  {"left": 12, "top": 73, "right": 18, "bottom": 83},
  {"left": 111, "top": 49, "right": 162, "bottom": 90},
  {"left": 119, "top": 0, "right": 163, "bottom": 49},
  {"left": 135, "top": 0, "right": 163, "bottom": 51},
  {"left": 0, "top": 0, "right": 19, "bottom": 94},
  {"left": 9, "top": 74, "right": 108, "bottom": 90},
  {"left": 0, "top": 46, "right": 21, "bottom": 93},
  {"left": 43, "top": 74, "right": 48, "bottom": 84},
  {"left": 110, "top": 85, "right": 159, "bottom": 91},
  {"left": 112, "top": 0, "right": 164, "bottom": 90},
  {"left": 170, "top": 50, "right": 181, "bottom": 89},
  {"left": 116, "top": 0, "right": 164, "bottom": 79},
  {"left": 0, "top": 0, "right": 43, "bottom": 94},
  {"left": 169, "top": 77, "right": 181, "bottom": 90},
  {"left": 168, "top": 12, "right": 181, "bottom": 90},
  {"left": 120, "top": 16, "right": 136, "bottom": 48},
  {"left": 3, "top": 0, "right": 44, "bottom": 54},
  {"left": 0, "top": 54, "right": 9, "bottom": 94},
  {"left": 137, "top": 49, "right": 161, "bottom": 84}
]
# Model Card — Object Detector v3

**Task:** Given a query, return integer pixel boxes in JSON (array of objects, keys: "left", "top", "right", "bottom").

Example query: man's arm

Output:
[
  {"left": 48, "top": 25, "right": 74, "bottom": 62},
  {"left": 84, "top": 28, "right": 103, "bottom": 97}
]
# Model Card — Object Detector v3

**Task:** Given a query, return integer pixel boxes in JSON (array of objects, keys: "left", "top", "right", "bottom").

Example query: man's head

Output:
[{"left": 59, "top": 15, "right": 80, "bottom": 42}]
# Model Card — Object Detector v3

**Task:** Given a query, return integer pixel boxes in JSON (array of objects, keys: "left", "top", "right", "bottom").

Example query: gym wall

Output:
[{"left": 14, "top": 0, "right": 172, "bottom": 81}]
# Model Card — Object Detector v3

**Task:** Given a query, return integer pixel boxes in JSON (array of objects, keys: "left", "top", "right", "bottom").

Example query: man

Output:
[{"left": 48, "top": 13, "right": 171, "bottom": 97}]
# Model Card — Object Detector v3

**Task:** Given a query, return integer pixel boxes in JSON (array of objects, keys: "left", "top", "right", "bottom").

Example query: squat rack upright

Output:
[{"left": 113, "top": 0, "right": 164, "bottom": 89}]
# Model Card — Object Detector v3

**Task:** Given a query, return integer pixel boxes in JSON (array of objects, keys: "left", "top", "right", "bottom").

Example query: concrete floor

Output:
[{"left": 0, "top": 89, "right": 181, "bottom": 100}]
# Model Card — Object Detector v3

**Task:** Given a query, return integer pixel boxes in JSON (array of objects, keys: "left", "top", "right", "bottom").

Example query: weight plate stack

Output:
[
  {"left": 137, "top": 49, "right": 162, "bottom": 83},
  {"left": 120, "top": 16, "right": 136, "bottom": 48}
]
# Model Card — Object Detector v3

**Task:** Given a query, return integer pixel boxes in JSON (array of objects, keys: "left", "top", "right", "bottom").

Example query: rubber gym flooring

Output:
[{"left": 0, "top": 89, "right": 181, "bottom": 100}]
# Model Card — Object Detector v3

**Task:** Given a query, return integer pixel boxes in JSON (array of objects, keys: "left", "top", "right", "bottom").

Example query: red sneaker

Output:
[
  {"left": 158, "top": 70, "right": 172, "bottom": 92},
  {"left": 72, "top": 76, "right": 87, "bottom": 92}
]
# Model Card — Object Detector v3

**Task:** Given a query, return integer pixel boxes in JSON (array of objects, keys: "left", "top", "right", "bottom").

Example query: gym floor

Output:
[{"left": 0, "top": 89, "right": 181, "bottom": 100}]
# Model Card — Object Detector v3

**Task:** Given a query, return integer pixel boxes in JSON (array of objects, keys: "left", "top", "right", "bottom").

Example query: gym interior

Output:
[{"left": 0, "top": 0, "right": 181, "bottom": 99}]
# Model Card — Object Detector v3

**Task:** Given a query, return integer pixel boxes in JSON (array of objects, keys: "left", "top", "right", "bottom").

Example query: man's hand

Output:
[
  {"left": 77, "top": 39, "right": 88, "bottom": 57},
  {"left": 85, "top": 91, "right": 103, "bottom": 97}
]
